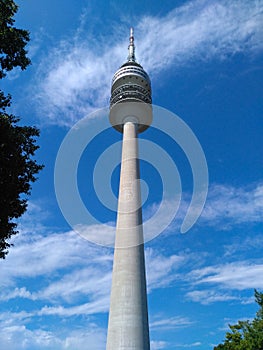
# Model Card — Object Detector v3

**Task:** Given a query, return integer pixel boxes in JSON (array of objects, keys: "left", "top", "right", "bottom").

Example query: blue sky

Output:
[{"left": 1, "top": 0, "right": 263, "bottom": 349}]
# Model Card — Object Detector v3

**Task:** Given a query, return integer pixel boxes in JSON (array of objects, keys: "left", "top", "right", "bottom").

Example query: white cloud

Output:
[
  {"left": 1, "top": 201, "right": 186, "bottom": 311},
  {"left": 201, "top": 183, "right": 263, "bottom": 228},
  {"left": 0, "top": 326, "right": 62, "bottom": 350},
  {"left": 190, "top": 261, "right": 263, "bottom": 290},
  {"left": 186, "top": 290, "right": 239, "bottom": 305},
  {"left": 35, "top": 267, "right": 111, "bottom": 303},
  {"left": 0, "top": 311, "right": 33, "bottom": 324},
  {"left": 223, "top": 234, "right": 263, "bottom": 257},
  {"left": 63, "top": 328, "right": 106, "bottom": 350},
  {"left": 0, "top": 287, "right": 35, "bottom": 301},
  {"left": 34, "top": 37, "right": 122, "bottom": 126},
  {"left": 1, "top": 232, "right": 184, "bottom": 306},
  {"left": 0, "top": 219, "right": 189, "bottom": 347},
  {"left": 2, "top": 181, "right": 261, "bottom": 306},
  {"left": 0, "top": 230, "right": 106, "bottom": 284},
  {"left": 139, "top": 0, "right": 263, "bottom": 72},
  {"left": 38, "top": 297, "right": 109, "bottom": 317},
  {"left": 0, "top": 216, "right": 113, "bottom": 287},
  {"left": 142, "top": 182, "right": 263, "bottom": 235},
  {"left": 146, "top": 248, "right": 185, "bottom": 290},
  {"left": 151, "top": 340, "right": 169, "bottom": 349},
  {"left": 33, "top": 0, "right": 263, "bottom": 126},
  {"left": 2, "top": 179, "right": 263, "bottom": 347},
  {"left": 0, "top": 317, "right": 106, "bottom": 350},
  {"left": 150, "top": 315, "right": 193, "bottom": 330},
  {"left": 180, "top": 342, "right": 202, "bottom": 348}
]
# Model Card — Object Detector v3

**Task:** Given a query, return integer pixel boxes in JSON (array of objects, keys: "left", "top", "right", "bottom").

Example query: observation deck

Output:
[{"left": 109, "top": 28, "right": 152, "bottom": 133}]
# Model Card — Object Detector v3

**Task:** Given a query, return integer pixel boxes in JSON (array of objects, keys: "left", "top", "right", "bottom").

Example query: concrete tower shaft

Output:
[
  {"left": 106, "top": 29, "right": 151, "bottom": 350},
  {"left": 106, "top": 121, "right": 150, "bottom": 349}
]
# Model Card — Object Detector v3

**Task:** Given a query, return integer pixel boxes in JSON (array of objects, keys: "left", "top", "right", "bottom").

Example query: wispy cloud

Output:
[
  {"left": 223, "top": 234, "right": 263, "bottom": 257},
  {"left": 0, "top": 325, "right": 61, "bottom": 350},
  {"left": 201, "top": 183, "right": 263, "bottom": 228},
  {"left": 1, "top": 178, "right": 262, "bottom": 348},
  {"left": 189, "top": 261, "right": 263, "bottom": 290},
  {"left": 178, "top": 342, "right": 202, "bottom": 348},
  {"left": 33, "top": 0, "right": 263, "bottom": 126},
  {"left": 143, "top": 182, "right": 263, "bottom": 235},
  {"left": 150, "top": 315, "right": 193, "bottom": 330},
  {"left": 139, "top": 0, "right": 263, "bottom": 72},
  {"left": 0, "top": 229, "right": 111, "bottom": 287},
  {"left": 2, "top": 179, "right": 261, "bottom": 303},
  {"left": 0, "top": 229, "right": 184, "bottom": 306},
  {"left": 146, "top": 248, "right": 185, "bottom": 290},
  {"left": 151, "top": 340, "right": 169, "bottom": 349},
  {"left": 35, "top": 267, "right": 111, "bottom": 304},
  {"left": 0, "top": 287, "right": 35, "bottom": 301},
  {"left": 0, "top": 314, "right": 106, "bottom": 350},
  {"left": 186, "top": 290, "right": 239, "bottom": 305},
  {"left": 0, "top": 218, "right": 189, "bottom": 347},
  {"left": 38, "top": 298, "right": 109, "bottom": 317},
  {"left": 0, "top": 200, "right": 185, "bottom": 308}
]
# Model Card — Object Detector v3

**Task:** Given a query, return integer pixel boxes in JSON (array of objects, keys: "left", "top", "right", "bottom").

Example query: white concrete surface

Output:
[{"left": 106, "top": 121, "right": 150, "bottom": 350}]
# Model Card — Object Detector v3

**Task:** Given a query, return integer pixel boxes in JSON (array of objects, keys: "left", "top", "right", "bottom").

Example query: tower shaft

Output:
[{"left": 106, "top": 121, "right": 150, "bottom": 350}]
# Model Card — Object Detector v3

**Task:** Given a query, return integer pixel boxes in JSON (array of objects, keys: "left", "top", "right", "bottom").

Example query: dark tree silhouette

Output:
[{"left": 0, "top": 0, "right": 43, "bottom": 258}]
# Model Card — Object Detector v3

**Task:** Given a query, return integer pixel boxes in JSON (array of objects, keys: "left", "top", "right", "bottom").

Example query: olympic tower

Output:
[{"left": 106, "top": 28, "right": 152, "bottom": 350}]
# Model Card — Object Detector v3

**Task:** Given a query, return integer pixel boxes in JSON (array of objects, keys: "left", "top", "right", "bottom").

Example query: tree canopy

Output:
[
  {"left": 0, "top": 0, "right": 43, "bottom": 258},
  {"left": 0, "top": 0, "right": 30, "bottom": 79},
  {"left": 214, "top": 290, "right": 263, "bottom": 350}
]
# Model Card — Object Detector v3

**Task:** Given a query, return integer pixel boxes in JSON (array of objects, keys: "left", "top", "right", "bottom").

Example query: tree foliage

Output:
[
  {"left": 214, "top": 290, "right": 263, "bottom": 350},
  {"left": 0, "top": 0, "right": 43, "bottom": 258},
  {"left": 0, "top": 0, "right": 30, "bottom": 79}
]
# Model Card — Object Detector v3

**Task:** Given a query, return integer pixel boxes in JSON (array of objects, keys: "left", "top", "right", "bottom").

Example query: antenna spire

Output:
[{"left": 127, "top": 27, "right": 136, "bottom": 62}]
